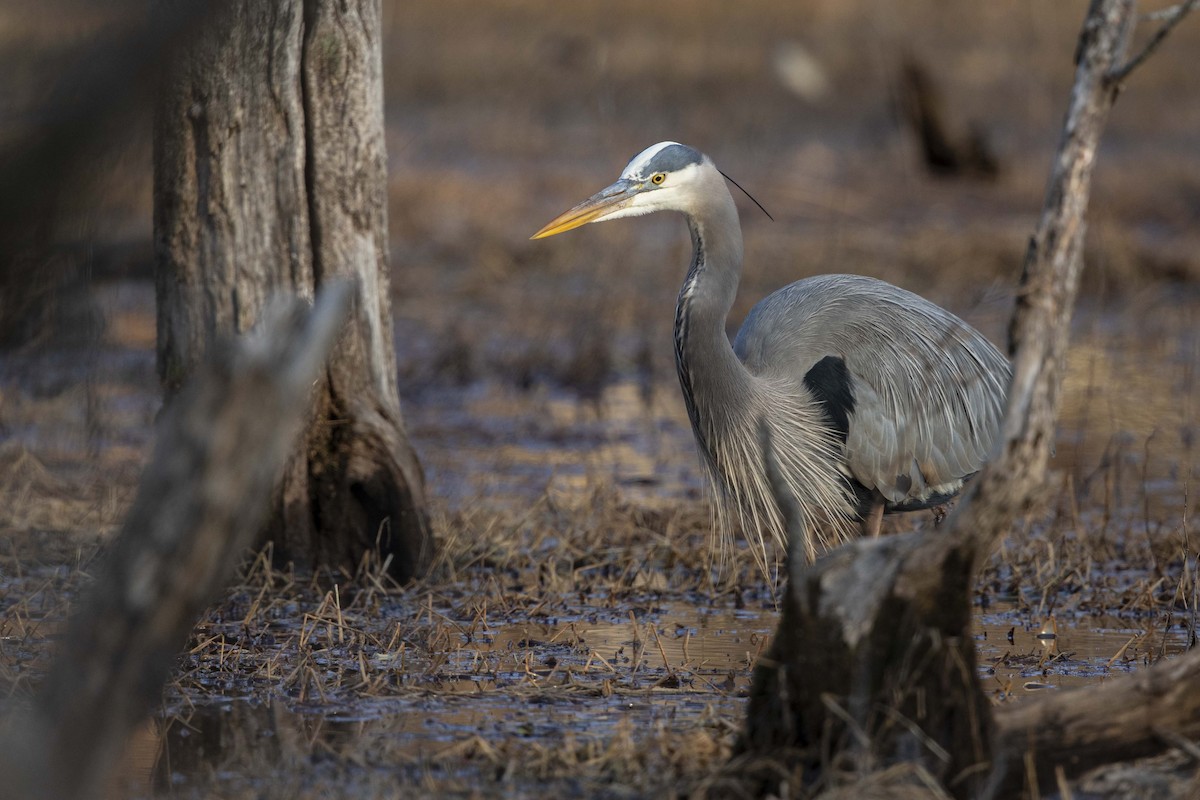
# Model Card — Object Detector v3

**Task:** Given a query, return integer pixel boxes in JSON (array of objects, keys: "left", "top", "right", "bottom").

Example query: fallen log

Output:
[
  {"left": 993, "top": 647, "right": 1200, "bottom": 796},
  {"left": 0, "top": 282, "right": 352, "bottom": 800}
]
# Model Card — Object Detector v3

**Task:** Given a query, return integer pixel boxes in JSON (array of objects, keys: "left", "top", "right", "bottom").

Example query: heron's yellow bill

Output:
[
  {"left": 530, "top": 179, "right": 639, "bottom": 239},
  {"left": 530, "top": 204, "right": 610, "bottom": 239}
]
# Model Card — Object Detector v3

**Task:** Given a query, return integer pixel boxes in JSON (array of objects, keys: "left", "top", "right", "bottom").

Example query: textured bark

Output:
[
  {"left": 0, "top": 284, "right": 352, "bottom": 800},
  {"left": 154, "top": 0, "right": 430, "bottom": 581},
  {"left": 730, "top": 3, "right": 1151, "bottom": 798},
  {"left": 736, "top": 539, "right": 992, "bottom": 796}
]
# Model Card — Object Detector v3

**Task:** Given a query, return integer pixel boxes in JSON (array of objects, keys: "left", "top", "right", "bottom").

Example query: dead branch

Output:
[
  {"left": 960, "top": 0, "right": 1135, "bottom": 566},
  {"left": 0, "top": 282, "right": 352, "bottom": 800},
  {"left": 1107, "top": 0, "right": 1198, "bottom": 85}
]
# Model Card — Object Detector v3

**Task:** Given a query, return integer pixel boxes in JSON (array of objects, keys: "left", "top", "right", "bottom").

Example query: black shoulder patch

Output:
[{"left": 803, "top": 355, "right": 856, "bottom": 443}]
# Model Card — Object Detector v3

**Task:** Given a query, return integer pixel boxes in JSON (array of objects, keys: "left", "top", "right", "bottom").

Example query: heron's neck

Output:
[{"left": 673, "top": 193, "right": 753, "bottom": 442}]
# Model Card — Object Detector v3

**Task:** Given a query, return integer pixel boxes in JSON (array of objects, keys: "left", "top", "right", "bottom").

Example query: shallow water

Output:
[
  {"left": 976, "top": 601, "right": 1194, "bottom": 696},
  {"left": 408, "top": 381, "right": 707, "bottom": 510},
  {"left": 126, "top": 593, "right": 1194, "bottom": 796}
]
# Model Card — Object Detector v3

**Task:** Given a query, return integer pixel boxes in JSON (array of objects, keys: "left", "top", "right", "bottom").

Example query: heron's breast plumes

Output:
[{"left": 684, "top": 372, "right": 859, "bottom": 567}]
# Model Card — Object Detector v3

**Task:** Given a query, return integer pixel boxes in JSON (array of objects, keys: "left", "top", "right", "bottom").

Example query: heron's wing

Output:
[{"left": 735, "top": 275, "right": 1011, "bottom": 505}]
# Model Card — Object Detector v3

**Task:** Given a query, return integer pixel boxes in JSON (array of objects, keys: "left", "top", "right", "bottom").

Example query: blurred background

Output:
[{"left": 1, "top": 0, "right": 1197, "bottom": 524}]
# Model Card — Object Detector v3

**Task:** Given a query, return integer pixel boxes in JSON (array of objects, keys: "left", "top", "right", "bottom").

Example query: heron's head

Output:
[{"left": 531, "top": 142, "right": 720, "bottom": 239}]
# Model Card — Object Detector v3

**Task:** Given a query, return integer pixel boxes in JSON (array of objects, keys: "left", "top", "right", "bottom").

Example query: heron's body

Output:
[{"left": 533, "top": 142, "right": 1011, "bottom": 562}]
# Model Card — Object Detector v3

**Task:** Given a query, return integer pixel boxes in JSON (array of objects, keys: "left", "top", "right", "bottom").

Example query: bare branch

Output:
[{"left": 1108, "top": 0, "right": 1199, "bottom": 85}]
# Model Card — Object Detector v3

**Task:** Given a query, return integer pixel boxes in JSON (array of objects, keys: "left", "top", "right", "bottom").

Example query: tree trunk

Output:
[{"left": 154, "top": 0, "right": 431, "bottom": 581}]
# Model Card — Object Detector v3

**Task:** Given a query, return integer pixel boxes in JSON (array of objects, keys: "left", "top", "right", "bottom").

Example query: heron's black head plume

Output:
[{"left": 719, "top": 169, "right": 773, "bottom": 222}]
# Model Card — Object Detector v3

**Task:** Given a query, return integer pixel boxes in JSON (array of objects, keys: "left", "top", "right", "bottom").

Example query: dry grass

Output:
[{"left": 130, "top": 489, "right": 764, "bottom": 799}]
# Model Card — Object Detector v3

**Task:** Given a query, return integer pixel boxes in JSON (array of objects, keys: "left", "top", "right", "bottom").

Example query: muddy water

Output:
[{"left": 139, "top": 604, "right": 770, "bottom": 796}]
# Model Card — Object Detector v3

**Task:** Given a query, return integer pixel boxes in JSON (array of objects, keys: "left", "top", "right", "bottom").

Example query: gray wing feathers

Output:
[{"left": 734, "top": 274, "right": 1010, "bottom": 505}]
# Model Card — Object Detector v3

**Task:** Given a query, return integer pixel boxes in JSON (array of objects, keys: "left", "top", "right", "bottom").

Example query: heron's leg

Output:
[{"left": 859, "top": 493, "right": 886, "bottom": 538}]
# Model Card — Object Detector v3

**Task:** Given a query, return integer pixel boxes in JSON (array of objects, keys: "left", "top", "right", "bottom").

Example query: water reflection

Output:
[{"left": 975, "top": 601, "right": 1192, "bottom": 696}]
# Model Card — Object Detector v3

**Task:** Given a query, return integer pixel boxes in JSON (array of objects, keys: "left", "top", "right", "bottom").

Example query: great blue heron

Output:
[{"left": 532, "top": 142, "right": 1010, "bottom": 563}]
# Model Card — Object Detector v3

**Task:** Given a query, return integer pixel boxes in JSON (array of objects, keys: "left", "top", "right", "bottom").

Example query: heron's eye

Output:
[{"left": 651, "top": 173, "right": 666, "bottom": 185}]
